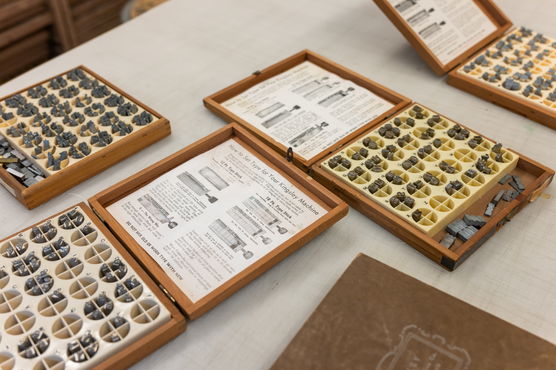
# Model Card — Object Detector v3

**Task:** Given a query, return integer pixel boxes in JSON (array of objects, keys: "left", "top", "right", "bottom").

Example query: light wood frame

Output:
[
  {"left": 203, "top": 50, "right": 411, "bottom": 171},
  {"left": 0, "top": 65, "right": 171, "bottom": 209},
  {"left": 89, "top": 123, "right": 349, "bottom": 318}
]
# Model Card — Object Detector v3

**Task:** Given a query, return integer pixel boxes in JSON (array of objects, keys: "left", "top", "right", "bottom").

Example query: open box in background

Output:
[
  {"left": 373, "top": 0, "right": 556, "bottom": 129},
  {"left": 0, "top": 123, "right": 347, "bottom": 368}
]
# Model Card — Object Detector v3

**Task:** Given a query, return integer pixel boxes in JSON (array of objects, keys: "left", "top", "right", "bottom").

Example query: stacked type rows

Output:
[
  {"left": 321, "top": 104, "right": 519, "bottom": 236},
  {"left": 458, "top": 27, "right": 556, "bottom": 110},
  {"left": 0, "top": 68, "right": 158, "bottom": 186},
  {"left": 0, "top": 206, "right": 170, "bottom": 369}
]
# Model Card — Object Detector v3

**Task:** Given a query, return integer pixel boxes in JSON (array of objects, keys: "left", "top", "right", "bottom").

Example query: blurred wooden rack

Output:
[{"left": 0, "top": 0, "right": 129, "bottom": 83}]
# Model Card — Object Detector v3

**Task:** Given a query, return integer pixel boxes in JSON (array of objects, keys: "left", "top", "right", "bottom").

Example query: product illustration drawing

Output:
[
  {"left": 407, "top": 8, "right": 434, "bottom": 26},
  {"left": 288, "top": 122, "right": 329, "bottom": 148},
  {"left": 0, "top": 206, "right": 170, "bottom": 369},
  {"left": 209, "top": 219, "right": 253, "bottom": 259},
  {"left": 318, "top": 87, "right": 355, "bottom": 107},
  {"left": 227, "top": 206, "right": 272, "bottom": 245},
  {"left": 138, "top": 195, "right": 178, "bottom": 229},
  {"left": 292, "top": 76, "right": 330, "bottom": 95},
  {"left": 199, "top": 167, "right": 229, "bottom": 191},
  {"left": 256, "top": 102, "right": 285, "bottom": 118},
  {"left": 419, "top": 21, "right": 446, "bottom": 39},
  {"left": 243, "top": 196, "right": 288, "bottom": 234},
  {"left": 394, "top": 0, "right": 418, "bottom": 13},
  {"left": 177, "top": 171, "right": 218, "bottom": 203},
  {"left": 302, "top": 81, "right": 341, "bottom": 100},
  {"left": 262, "top": 105, "right": 301, "bottom": 129}
]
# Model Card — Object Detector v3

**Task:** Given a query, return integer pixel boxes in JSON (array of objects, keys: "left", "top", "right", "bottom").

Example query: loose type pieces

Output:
[
  {"left": 0, "top": 135, "right": 46, "bottom": 186},
  {"left": 0, "top": 206, "right": 170, "bottom": 368},
  {"left": 322, "top": 104, "right": 519, "bottom": 237},
  {"left": 0, "top": 68, "right": 157, "bottom": 188},
  {"left": 440, "top": 173, "right": 526, "bottom": 249},
  {"left": 459, "top": 27, "right": 556, "bottom": 110}
]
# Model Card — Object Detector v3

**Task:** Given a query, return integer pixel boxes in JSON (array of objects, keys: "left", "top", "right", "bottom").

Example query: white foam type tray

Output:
[
  {"left": 322, "top": 104, "right": 519, "bottom": 236},
  {"left": 0, "top": 206, "right": 170, "bottom": 369},
  {"left": 0, "top": 67, "right": 159, "bottom": 179},
  {"left": 457, "top": 27, "right": 556, "bottom": 110}
]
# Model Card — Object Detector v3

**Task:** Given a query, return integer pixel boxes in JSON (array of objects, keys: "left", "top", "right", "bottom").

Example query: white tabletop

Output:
[{"left": 1, "top": 0, "right": 555, "bottom": 368}]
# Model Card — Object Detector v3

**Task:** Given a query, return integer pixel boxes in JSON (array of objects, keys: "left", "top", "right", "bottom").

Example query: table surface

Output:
[{"left": 1, "top": 0, "right": 555, "bottom": 368}]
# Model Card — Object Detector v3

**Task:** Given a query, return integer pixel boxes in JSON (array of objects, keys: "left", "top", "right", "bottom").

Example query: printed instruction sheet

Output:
[
  {"left": 107, "top": 139, "right": 327, "bottom": 302},
  {"left": 387, "top": 0, "right": 497, "bottom": 65},
  {"left": 222, "top": 61, "right": 394, "bottom": 161}
]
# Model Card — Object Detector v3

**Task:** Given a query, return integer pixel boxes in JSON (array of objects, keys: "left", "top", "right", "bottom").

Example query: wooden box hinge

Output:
[{"left": 159, "top": 284, "right": 177, "bottom": 304}]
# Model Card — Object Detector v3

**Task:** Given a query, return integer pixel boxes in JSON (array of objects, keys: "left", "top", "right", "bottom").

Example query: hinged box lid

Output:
[
  {"left": 89, "top": 123, "right": 348, "bottom": 319},
  {"left": 373, "top": 0, "right": 512, "bottom": 75}
]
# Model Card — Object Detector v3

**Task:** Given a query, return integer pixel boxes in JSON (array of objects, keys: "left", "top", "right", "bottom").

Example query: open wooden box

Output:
[
  {"left": 373, "top": 0, "right": 556, "bottom": 129},
  {"left": 203, "top": 52, "right": 553, "bottom": 269},
  {"left": 203, "top": 50, "right": 411, "bottom": 171},
  {"left": 311, "top": 102, "right": 554, "bottom": 270},
  {"left": 89, "top": 123, "right": 347, "bottom": 318},
  {"left": 0, "top": 203, "right": 187, "bottom": 369},
  {"left": 0, "top": 124, "right": 347, "bottom": 368},
  {"left": 0, "top": 66, "right": 171, "bottom": 209}
]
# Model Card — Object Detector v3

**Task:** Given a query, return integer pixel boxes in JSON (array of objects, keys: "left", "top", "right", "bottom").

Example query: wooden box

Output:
[
  {"left": 311, "top": 102, "right": 554, "bottom": 270},
  {"left": 373, "top": 0, "right": 556, "bottom": 129},
  {"left": 0, "top": 203, "right": 186, "bottom": 369},
  {"left": 0, "top": 124, "right": 346, "bottom": 368},
  {"left": 0, "top": 65, "right": 171, "bottom": 209},
  {"left": 204, "top": 51, "right": 553, "bottom": 269},
  {"left": 204, "top": 50, "right": 411, "bottom": 171},
  {"left": 89, "top": 123, "right": 348, "bottom": 318}
]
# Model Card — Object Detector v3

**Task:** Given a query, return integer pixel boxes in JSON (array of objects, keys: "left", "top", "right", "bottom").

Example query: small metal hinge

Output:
[
  {"left": 286, "top": 147, "right": 294, "bottom": 162},
  {"left": 159, "top": 284, "right": 177, "bottom": 304},
  {"left": 92, "top": 207, "right": 105, "bottom": 223}
]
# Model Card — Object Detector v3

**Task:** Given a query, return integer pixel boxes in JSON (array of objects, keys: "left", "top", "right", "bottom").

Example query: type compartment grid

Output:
[
  {"left": 0, "top": 206, "right": 170, "bottom": 369},
  {"left": 457, "top": 27, "right": 556, "bottom": 111},
  {"left": 0, "top": 68, "right": 160, "bottom": 187},
  {"left": 321, "top": 104, "right": 519, "bottom": 236}
]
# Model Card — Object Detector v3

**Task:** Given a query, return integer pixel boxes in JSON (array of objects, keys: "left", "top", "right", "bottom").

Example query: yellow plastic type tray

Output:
[
  {"left": 321, "top": 104, "right": 519, "bottom": 236},
  {"left": 0, "top": 205, "right": 170, "bottom": 369},
  {"left": 456, "top": 27, "right": 556, "bottom": 110},
  {"left": 0, "top": 68, "right": 158, "bottom": 178}
]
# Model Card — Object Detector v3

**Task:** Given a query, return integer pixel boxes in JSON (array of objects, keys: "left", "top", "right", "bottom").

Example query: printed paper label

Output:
[{"left": 107, "top": 139, "right": 327, "bottom": 302}]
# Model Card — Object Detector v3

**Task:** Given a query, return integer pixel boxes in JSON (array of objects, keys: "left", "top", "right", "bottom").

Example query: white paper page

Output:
[
  {"left": 107, "top": 139, "right": 327, "bottom": 302},
  {"left": 222, "top": 61, "right": 394, "bottom": 161},
  {"left": 387, "top": 0, "right": 497, "bottom": 65}
]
